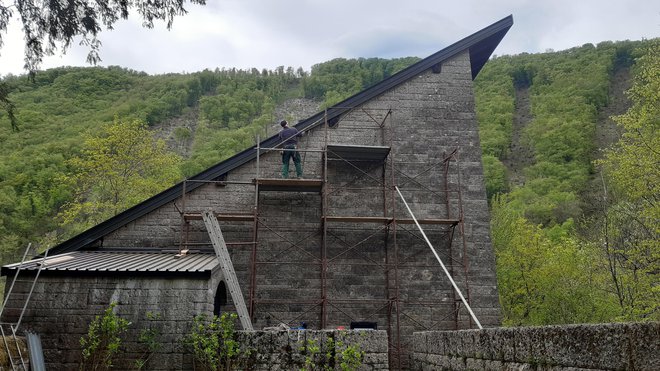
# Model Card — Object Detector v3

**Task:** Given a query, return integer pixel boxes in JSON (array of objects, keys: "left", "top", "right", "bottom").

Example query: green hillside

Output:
[
  {"left": 0, "top": 40, "right": 657, "bottom": 324},
  {"left": 475, "top": 39, "right": 658, "bottom": 324}
]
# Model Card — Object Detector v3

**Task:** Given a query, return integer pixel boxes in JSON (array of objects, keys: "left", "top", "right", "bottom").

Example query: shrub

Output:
[
  {"left": 79, "top": 302, "right": 131, "bottom": 371},
  {"left": 185, "top": 313, "right": 247, "bottom": 371}
]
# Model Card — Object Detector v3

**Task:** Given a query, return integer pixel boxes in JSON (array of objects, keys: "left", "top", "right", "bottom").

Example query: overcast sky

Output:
[{"left": 0, "top": 0, "right": 658, "bottom": 77}]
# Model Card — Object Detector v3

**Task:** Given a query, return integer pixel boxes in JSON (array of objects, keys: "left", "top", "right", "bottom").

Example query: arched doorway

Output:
[{"left": 213, "top": 281, "right": 227, "bottom": 316}]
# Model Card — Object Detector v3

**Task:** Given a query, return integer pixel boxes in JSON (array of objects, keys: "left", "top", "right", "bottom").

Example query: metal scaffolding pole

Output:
[{"left": 394, "top": 186, "right": 483, "bottom": 329}]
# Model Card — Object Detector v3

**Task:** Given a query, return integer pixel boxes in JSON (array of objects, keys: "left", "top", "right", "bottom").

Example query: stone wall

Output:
[
  {"left": 412, "top": 322, "right": 660, "bottom": 370},
  {"left": 1, "top": 272, "right": 220, "bottom": 371}
]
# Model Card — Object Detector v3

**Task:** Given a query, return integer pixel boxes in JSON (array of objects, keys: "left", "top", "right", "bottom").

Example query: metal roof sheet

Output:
[
  {"left": 1, "top": 251, "right": 218, "bottom": 274},
  {"left": 47, "top": 15, "right": 513, "bottom": 256}
]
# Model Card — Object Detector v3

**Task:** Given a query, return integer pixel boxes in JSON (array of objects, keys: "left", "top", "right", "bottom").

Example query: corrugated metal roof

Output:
[
  {"left": 2, "top": 251, "right": 218, "bottom": 274},
  {"left": 47, "top": 15, "right": 513, "bottom": 256}
]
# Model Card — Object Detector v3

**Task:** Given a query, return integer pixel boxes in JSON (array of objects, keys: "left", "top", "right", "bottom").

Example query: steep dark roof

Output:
[{"left": 48, "top": 15, "right": 513, "bottom": 255}]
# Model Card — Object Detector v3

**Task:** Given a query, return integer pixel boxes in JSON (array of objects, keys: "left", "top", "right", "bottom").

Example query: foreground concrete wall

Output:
[
  {"left": 412, "top": 322, "right": 660, "bottom": 370},
  {"left": 1, "top": 273, "right": 220, "bottom": 371}
]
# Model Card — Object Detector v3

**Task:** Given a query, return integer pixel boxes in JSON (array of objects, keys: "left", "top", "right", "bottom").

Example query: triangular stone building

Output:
[{"left": 2, "top": 16, "right": 513, "bottom": 370}]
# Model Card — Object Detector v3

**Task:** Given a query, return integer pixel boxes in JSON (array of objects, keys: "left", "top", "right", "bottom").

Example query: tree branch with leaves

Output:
[
  {"left": 58, "top": 117, "right": 181, "bottom": 235},
  {"left": 0, "top": 0, "right": 205, "bottom": 129}
]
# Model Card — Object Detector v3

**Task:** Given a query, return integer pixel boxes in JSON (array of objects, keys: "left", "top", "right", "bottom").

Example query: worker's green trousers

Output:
[{"left": 282, "top": 145, "right": 303, "bottom": 178}]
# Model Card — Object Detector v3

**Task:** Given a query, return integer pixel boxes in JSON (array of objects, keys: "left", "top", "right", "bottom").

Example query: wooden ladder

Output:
[{"left": 201, "top": 210, "right": 254, "bottom": 331}]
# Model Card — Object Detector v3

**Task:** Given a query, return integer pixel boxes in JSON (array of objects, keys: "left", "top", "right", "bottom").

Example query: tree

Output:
[
  {"left": 0, "top": 81, "right": 17, "bottom": 130},
  {"left": 59, "top": 118, "right": 181, "bottom": 233},
  {"left": 1, "top": 0, "right": 205, "bottom": 72},
  {"left": 491, "top": 196, "right": 618, "bottom": 325}
]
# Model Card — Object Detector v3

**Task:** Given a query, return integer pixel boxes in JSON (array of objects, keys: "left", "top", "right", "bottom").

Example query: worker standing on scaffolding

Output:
[{"left": 279, "top": 120, "right": 303, "bottom": 179}]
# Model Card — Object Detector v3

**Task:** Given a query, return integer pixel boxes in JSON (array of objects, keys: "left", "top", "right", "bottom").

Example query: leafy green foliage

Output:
[
  {"left": 491, "top": 197, "right": 618, "bottom": 325},
  {"left": 298, "top": 335, "right": 365, "bottom": 371},
  {"left": 80, "top": 302, "right": 131, "bottom": 371},
  {"left": 337, "top": 340, "right": 365, "bottom": 371},
  {"left": 0, "top": 82, "right": 17, "bottom": 130},
  {"left": 0, "top": 1, "right": 205, "bottom": 132},
  {"left": 479, "top": 45, "right": 608, "bottom": 224},
  {"left": 482, "top": 154, "right": 508, "bottom": 199},
  {"left": 58, "top": 118, "right": 182, "bottom": 235},
  {"left": 477, "top": 39, "right": 657, "bottom": 325},
  {"left": 0, "top": 67, "right": 175, "bottom": 259},
  {"left": 0, "top": 0, "right": 205, "bottom": 72},
  {"left": 134, "top": 311, "right": 163, "bottom": 370},
  {"left": 185, "top": 313, "right": 247, "bottom": 371},
  {"left": 594, "top": 38, "right": 660, "bottom": 320},
  {"left": 474, "top": 55, "right": 515, "bottom": 159},
  {"left": 304, "top": 57, "right": 420, "bottom": 104},
  {"left": 300, "top": 338, "right": 324, "bottom": 370}
]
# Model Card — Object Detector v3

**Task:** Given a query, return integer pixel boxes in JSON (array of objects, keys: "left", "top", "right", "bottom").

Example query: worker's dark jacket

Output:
[{"left": 279, "top": 127, "right": 301, "bottom": 146}]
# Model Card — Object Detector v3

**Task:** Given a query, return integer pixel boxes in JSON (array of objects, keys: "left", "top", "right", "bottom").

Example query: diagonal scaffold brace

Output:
[{"left": 394, "top": 186, "right": 483, "bottom": 329}]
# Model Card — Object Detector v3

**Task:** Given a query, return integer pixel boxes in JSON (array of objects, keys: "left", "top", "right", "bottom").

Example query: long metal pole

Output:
[
  {"left": 250, "top": 137, "right": 261, "bottom": 318},
  {"left": 16, "top": 249, "right": 49, "bottom": 332},
  {"left": 321, "top": 109, "right": 328, "bottom": 328},
  {"left": 394, "top": 186, "right": 482, "bottom": 329},
  {"left": 0, "top": 243, "right": 31, "bottom": 315},
  {"left": 389, "top": 110, "right": 402, "bottom": 369}
]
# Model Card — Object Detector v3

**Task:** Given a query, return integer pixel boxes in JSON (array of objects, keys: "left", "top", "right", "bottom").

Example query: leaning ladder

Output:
[
  {"left": 201, "top": 210, "right": 254, "bottom": 331},
  {"left": 0, "top": 244, "right": 48, "bottom": 370}
]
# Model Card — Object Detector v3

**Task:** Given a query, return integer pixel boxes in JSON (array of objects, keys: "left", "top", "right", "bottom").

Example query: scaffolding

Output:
[{"left": 177, "top": 107, "right": 474, "bottom": 368}]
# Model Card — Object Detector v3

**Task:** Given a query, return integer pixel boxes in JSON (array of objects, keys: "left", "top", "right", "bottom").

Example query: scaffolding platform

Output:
[
  {"left": 254, "top": 178, "right": 323, "bottom": 193},
  {"left": 323, "top": 216, "right": 460, "bottom": 225},
  {"left": 326, "top": 144, "right": 390, "bottom": 162},
  {"left": 184, "top": 213, "right": 255, "bottom": 222}
]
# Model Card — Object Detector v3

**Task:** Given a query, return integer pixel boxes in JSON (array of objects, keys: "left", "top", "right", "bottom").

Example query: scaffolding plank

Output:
[
  {"left": 323, "top": 216, "right": 459, "bottom": 225},
  {"left": 254, "top": 178, "right": 323, "bottom": 193},
  {"left": 324, "top": 216, "right": 392, "bottom": 223},
  {"left": 326, "top": 144, "right": 390, "bottom": 162},
  {"left": 398, "top": 218, "right": 460, "bottom": 225}
]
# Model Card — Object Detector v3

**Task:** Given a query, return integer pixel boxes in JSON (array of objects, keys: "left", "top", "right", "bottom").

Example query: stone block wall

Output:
[
  {"left": 1, "top": 273, "right": 220, "bottom": 371},
  {"left": 412, "top": 322, "right": 660, "bottom": 370}
]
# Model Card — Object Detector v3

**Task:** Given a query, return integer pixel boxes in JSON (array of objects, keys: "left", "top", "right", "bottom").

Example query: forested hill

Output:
[
  {"left": 0, "top": 39, "right": 657, "bottom": 325},
  {"left": 475, "top": 39, "right": 658, "bottom": 325}
]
